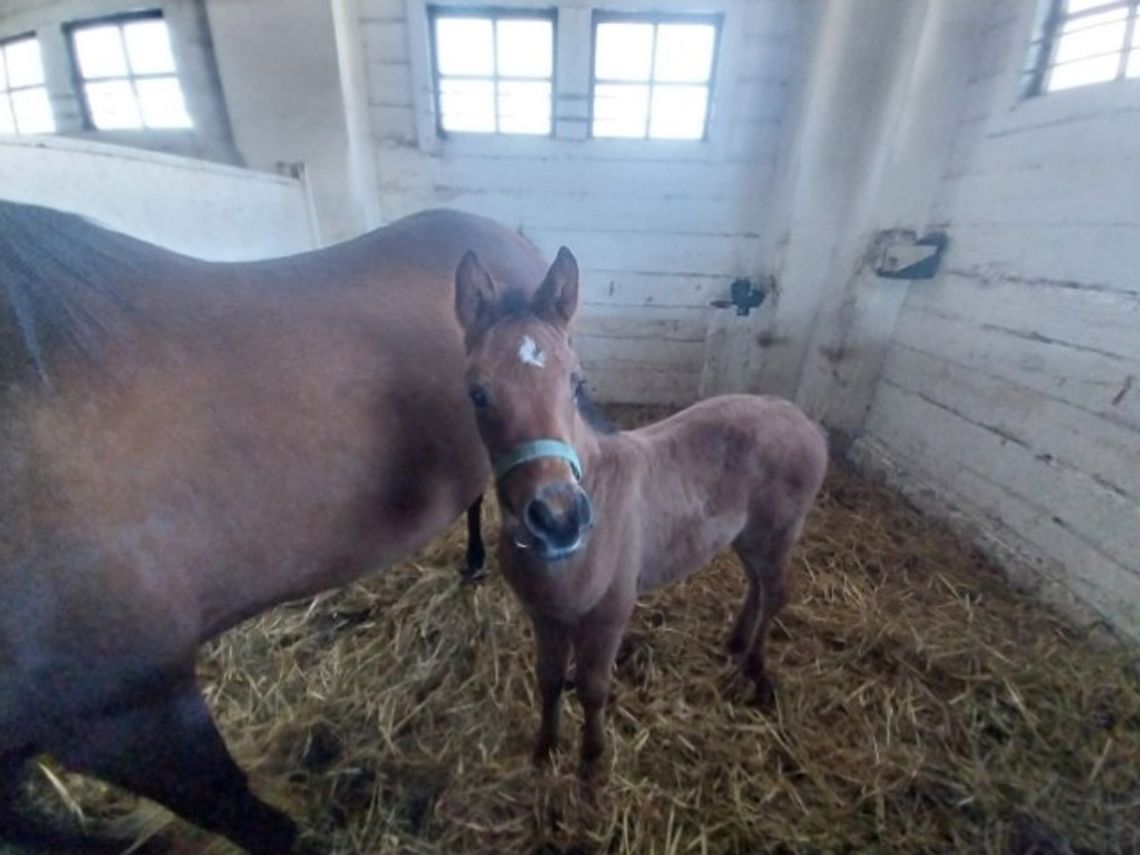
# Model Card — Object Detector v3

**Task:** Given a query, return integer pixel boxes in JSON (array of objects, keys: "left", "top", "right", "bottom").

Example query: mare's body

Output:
[{"left": 0, "top": 202, "right": 543, "bottom": 851}]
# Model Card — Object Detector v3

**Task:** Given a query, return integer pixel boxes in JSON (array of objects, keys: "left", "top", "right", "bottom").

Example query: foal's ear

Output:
[
  {"left": 533, "top": 247, "right": 579, "bottom": 325},
  {"left": 455, "top": 250, "right": 500, "bottom": 347}
]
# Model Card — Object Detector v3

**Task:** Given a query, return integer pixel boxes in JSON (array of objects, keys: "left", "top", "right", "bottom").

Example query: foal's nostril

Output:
[
  {"left": 525, "top": 498, "right": 558, "bottom": 538},
  {"left": 522, "top": 484, "right": 592, "bottom": 552}
]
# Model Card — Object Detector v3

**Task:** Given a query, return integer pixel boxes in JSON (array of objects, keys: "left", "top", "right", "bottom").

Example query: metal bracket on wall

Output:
[
  {"left": 709, "top": 276, "right": 770, "bottom": 316},
  {"left": 874, "top": 231, "right": 949, "bottom": 280}
]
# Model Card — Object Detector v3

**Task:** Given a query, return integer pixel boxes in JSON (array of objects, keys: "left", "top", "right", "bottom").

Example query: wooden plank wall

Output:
[
  {"left": 357, "top": 0, "right": 807, "bottom": 405},
  {"left": 853, "top": 0, "right": 1140, "bottom": 642}
]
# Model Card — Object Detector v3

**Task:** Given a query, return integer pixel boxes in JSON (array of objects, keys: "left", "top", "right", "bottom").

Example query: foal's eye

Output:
[
  {"left": 468, "top": 385, "right": 490, "bottom": 411},
  {"left": 572, "top": 376, "right": 587, "bottom": 399},
  {"left": 468, "top": 385, "right": 490, "bottom": 410}
]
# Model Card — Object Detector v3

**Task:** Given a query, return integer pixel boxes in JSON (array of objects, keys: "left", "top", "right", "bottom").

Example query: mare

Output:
[
  {"left": 453, "top": 247, "right": 829, "bottom": 776},
  {"left": 0, "top": 201, "right": 544, "bottom": 852}
]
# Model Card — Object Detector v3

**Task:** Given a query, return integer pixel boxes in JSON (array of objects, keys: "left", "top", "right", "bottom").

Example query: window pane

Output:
[
  {"left": 496, "top": 19, "right": 552, "bottom": 78},
  {"left": 439, "top": 77, "right": 495, "bottom": 132},
  {"left": 136, "top": 76, "right": 191, "bottom": 128},
  {"left": 498, "top": 80, "right": 549, "bottom": 134},
  {"left": 124, "top": 20, "right": 176, "bottom": 75},
  {"left": 74, "top": 26, "right": 128, "bottom": 79},
  {"left": 654, "top": 23, "right": 716, "bottom": 83},
  {"left": 1066, "top": 0, "right": 1118, "bottom": 12},
  {"left": 11, "top": 87, "right": 54, "bottom": 133},
  {"left": 592, "top": 83, "right": 649, "bottom": 137},
  {"left": 85, "top": 79, "right": 142, "bottom": 129},
  {"left": 1054, "top": 19, "right": 1127, "bottom": 63},
  {"left": 595, "top": 22, "right": 654, "bottom": 81},
  {"left": 1061, "top": 7, "right": 1127, "bottom": 32},
  {"left": 0, "top": 50, "right": 7, "bottom": 90},
  {"left": 1047, "top": 52, "right": 1120, "bottom": 89},
  {"left": 649, "top": 84, "right": 708, "bottom": 139},
  {"left": 0, "top": 95, "right": 15, "bottom": 134},
  {"left": 5, "top": 38, "right": 45, "bottom": 87},
  {"left": 435, "top": 17, "right": 494, "bottom": 76},
  {"left": 1128, "top": 49, "right": 1140, "bottom": 77}
]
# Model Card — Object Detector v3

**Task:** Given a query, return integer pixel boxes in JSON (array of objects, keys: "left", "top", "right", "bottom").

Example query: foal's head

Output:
[{"left": 454, "top": 247, "right": 594, "bottom": 561}]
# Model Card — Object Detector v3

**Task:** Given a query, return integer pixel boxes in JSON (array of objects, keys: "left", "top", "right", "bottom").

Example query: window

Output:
[
  {"left": 68, "top": 11, "right": 192, "bottom": 130},
  {"left": 429, "top": 7, "right": 555, "bottom": 135},
  {"left": 0, "top": 35, "right": 54, "bottom": 135},
  {"left": 590, "top": 12, "right": 720, "bottom": 140},
  {"left": 1026, "top": 0, "right": 1140, "bottom": 95}
]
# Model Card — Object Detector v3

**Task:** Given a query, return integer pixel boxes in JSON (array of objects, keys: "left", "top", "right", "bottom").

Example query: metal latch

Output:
[
  {"left": 874, "top": 231, "right": 948, "bottom": 280},
  {"left": 710, "top": 277, "right": 769, "bottom": 316}
]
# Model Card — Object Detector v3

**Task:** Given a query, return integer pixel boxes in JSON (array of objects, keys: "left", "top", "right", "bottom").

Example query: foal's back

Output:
[{"left": 622, "top": 395, "right": 828, "bottom": 591}]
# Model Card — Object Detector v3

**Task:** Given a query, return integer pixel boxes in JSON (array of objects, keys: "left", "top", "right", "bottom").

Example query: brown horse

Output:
[
  {"left": 0, "top": 201, "right": 545, "bottom": 852},
  {"left": 454, "top": 248, "right": 829, "bottom": 776}
]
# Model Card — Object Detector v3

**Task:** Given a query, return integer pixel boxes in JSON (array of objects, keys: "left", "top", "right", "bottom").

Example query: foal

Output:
[{"left": 454, "top": 248, "right": 829, "bottom": 775}]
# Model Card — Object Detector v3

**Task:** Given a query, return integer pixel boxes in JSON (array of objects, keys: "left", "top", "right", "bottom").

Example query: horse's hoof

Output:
[
  {"left": 532, "top": 741, "right": 557, "bottom": 769},
  {"left": 725, "top": 635, "right": 747, "bottom": 657},
  {"left": 459, "top": 565, "right": 488, "bottom": 584},
  {"left": 751, "top": 676, "right": 777, "bottom": 709}
]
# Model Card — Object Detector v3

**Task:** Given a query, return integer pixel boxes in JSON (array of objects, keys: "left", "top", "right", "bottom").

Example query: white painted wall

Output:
[
  {"left": 205, "top": 0, "right": 365, "bottom": 244},
  {"left": 850, "top": 0, "right": 1140, "bottom": 643},
  {"left": 0, "top": 0, "right": 368, "bottom": 244},
  {"left": 0, "top": 136, "right": 315, "bottom": 259},
  {"left": 360, "top": 0, "right": 809, "bottom": 405}
]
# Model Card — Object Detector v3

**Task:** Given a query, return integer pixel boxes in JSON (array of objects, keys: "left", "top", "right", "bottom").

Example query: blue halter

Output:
[{"left": 492, "top": 439, "right": 583, "bottom": 482}]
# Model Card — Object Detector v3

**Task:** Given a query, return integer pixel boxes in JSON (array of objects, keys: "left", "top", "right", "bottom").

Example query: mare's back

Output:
[{"left": 0, "top": 203, "right": 545, "bottom": 652}]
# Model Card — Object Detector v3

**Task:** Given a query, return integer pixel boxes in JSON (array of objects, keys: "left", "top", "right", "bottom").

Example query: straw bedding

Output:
[{"left": 18, "top": 409, "right": 1140, "bottom": 854}]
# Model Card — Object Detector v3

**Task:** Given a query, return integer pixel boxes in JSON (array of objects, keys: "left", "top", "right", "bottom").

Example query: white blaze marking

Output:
[{"left": 519, "top": 335, "right": 545, "bottom": 368}]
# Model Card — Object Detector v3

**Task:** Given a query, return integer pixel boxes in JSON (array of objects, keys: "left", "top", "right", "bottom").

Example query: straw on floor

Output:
[{"left": 21, "top": 411, "right": 1140, "bottom": 854}]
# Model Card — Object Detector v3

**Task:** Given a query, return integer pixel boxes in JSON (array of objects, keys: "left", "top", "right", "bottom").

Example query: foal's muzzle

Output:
[{"left": 521, "top": 481, "right": 594, "bottom": 561}]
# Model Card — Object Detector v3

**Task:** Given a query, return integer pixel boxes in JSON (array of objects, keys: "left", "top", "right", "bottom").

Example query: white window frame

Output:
[
  {"left": 588, "top": 10, "right": 723, "bottom": 141},
  {"left": 405, "top": 0, "right": 740, "bottom": 160},
  {"left": 1022, "top": 0, "right": 1140, "bottom": 97},
  {"left": 427, "top": 4, "right": 558, "bottom": 137},
  {"left": 0, "top": 33, "right": 54, "bottom": 135},
  {"left": 66, "top": 8, "right": 192, "bottom": 132}
]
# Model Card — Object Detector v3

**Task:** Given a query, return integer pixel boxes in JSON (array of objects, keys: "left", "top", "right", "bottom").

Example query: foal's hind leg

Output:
[
  {"left": 732, "top": 525, "right": 798, "bottom": 705},
  {"left": 61, "top": 676, "right": 297, "bottom": 855}
]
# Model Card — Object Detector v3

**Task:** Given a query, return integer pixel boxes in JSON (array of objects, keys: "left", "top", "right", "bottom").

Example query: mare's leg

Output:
[
  {"left": 571, "top": 618, "right": 627, "bottom": 777},
  {"left": 461, "top": 495, "right": 486, "bottom": 581},
  {"left": 60, "top": 676, "right": 296, "bottom": 855},
  {"left": 732, "top": 524, "right": 798, "bottom": 705},
  {"left": 531, "top": 616, "right": 571, "bottom": 766}
]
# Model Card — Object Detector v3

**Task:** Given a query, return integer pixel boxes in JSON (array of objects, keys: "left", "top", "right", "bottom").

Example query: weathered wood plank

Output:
[
  {"left": 893, "top": 305, "right": 1140, "bottom": 429},
  {"left": 865, "top": 378, "right": 1140, "bottom": 573},
  {"left": 882, "top": 345, "right": 1140, "bottom": 500},
  {"left": 853, "top": 429, "right": 1140, "bottom": 642},
  {"left": 903, "top": 272, "right": 1140, "bottom": 359}
]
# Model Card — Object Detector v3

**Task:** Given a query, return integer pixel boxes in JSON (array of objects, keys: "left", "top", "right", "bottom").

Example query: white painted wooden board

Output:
[
  {"left": 860, "top": 0, "right": 1140, "bottom": 642},
  {"left": 357, "top": 0, "right": 810, "bottom": 404},
  {"left": 863, "top": 383, "right": 1140, "bottom": 638},
  {"left": 0, "top": 137, "right": 315, "bottom": 260}
]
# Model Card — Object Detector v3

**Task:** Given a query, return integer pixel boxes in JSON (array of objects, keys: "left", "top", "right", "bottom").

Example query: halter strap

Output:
[{"left": 492, "top": 439, "right": 583, "bottom": 482}]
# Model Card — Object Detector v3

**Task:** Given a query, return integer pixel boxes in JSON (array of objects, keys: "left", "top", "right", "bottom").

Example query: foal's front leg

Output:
[
  {"left": 571, "top": 617, "right": 626, "bottom": 777},
  {"left": 531, "top": 616, "right": 571, "bottom": 766}
]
